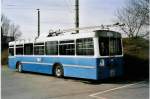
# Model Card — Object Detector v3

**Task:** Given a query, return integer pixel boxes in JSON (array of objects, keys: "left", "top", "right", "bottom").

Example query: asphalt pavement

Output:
[{"left": 2, "top": 66, "right": 149, "bottom": 99}]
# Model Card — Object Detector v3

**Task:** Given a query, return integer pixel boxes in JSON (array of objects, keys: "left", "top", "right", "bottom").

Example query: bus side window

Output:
[
  {"left": 24, "top": 43, "right": 33, "bottom": 55},
  {"left": 16, "top": 45, "right": 23, "bottom": 55},
  {"left": 9, "top": 47, "right": 14, "bottom": 56},
  {"left": 76, "top": 38, "right": 94, "bottom": 55},
  {"left": 34, "top": 43, "right": 45, "bottom": 55},
  {"left": 45, "top": 41, "right": 58, "bottom": 55},
  {"left": 59, "top": 40, "right": 75, "bottom": 55}
]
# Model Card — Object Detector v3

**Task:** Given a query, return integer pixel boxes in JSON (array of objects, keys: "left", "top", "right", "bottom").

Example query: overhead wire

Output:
[{"left": 64, "top": 0, "right": 75, "bottom": 26}]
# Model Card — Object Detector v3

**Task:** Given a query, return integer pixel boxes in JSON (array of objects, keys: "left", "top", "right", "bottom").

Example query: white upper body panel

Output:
[
  {"left": 9, "top": 29, "right": 121, "bottom": 45},
  {"left": 36, "top": 31, "right": 96, "bottom": 43},
  {"left": 9, "top": 31, "right": 96, "bottom": 45}
]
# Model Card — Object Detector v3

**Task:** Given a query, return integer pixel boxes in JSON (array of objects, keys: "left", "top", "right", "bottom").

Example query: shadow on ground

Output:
[{"left": 19, "top": 69, "right": 148, "bottom": 85}]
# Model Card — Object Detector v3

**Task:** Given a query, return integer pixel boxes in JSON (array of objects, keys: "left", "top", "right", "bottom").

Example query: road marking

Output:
[
  {"left": 91, "top": 95, "right": 108, "bottom": 99},
  {"left": 89, "top": 81, "right": 146, "bottom": 98}
]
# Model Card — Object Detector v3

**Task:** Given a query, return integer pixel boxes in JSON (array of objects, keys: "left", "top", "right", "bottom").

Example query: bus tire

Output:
[
  {"left": 54, "top": 64, "right": 64, "bottom": 78},
  {"left": 16, "top": 62, "right": 23, "bottom": 73}
]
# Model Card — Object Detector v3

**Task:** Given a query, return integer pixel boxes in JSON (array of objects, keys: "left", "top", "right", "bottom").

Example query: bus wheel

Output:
[
  {"left": 17, "top": 62, "right": 23, "bottom": 73},
  {"left": 54, "top": 64, "right": 63, "bottom": 78}
]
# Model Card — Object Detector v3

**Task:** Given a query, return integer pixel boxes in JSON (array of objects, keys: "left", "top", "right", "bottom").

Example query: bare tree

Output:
[
  {"left": 1, "top": 14, "right": 10, "bottom": 37},
  {"left": 1, "top": 14, "right": 22, "bottom": 40},
  {"left": 9, "top": 24, "right": 22, "bottom": 40},
  {"left": 117, "top": 0, "right": 149, "bottom": 38}
]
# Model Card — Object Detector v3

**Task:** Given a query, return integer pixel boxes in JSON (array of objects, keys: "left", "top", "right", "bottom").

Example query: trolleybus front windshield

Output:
[{"left": 99, "top": 37, "right": 122, "bottom": 56}]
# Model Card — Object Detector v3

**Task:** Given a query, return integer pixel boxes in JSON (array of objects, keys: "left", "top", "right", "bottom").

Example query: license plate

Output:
[{"left": 110, "top": 69, "right": 115, "bottom": 77}]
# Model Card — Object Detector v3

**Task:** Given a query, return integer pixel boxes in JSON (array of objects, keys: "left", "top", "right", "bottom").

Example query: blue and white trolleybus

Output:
[{"left": 8, "top": 30, "right": 123, "bottom": 80}]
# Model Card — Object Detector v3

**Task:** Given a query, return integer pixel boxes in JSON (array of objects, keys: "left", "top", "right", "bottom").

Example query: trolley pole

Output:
[
  {"left": 75, "top": 0, "right": 79, "bottom": 33},
  {"left": 37, "top": 9, "right": 40, "bottom": 37}
]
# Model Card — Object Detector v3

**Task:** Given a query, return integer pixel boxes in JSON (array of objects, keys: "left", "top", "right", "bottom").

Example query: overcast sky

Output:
[{"left": 2, "top": 0, "right": 126, "bottom": 39}]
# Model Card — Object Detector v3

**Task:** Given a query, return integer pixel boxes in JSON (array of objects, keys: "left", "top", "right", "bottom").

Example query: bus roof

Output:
[
  {"left": 9, "top": 39, "right": 34, "bottom": 46},
  {"left": 9, "top": 30, "right": 121, "bottom": 45},
  {"left": 36, "top": 31, "right": 96, "bottom": 42}
]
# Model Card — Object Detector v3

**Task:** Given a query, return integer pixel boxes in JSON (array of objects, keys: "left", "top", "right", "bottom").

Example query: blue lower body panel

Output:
[
  {"left": 8, "top": 56, "right": 123, "bottom": 80},
  {"left": 64, "top": 66, "right": 97, "bottom": 79},
  {"left": 9, "top": 56, "right": 97, "bottom": 80},
  {"left": 8, "top": 57, "right": 17, "bottom": 69},
  {"left": 22, "top": 64, "right": 52, "bottom": 74}
]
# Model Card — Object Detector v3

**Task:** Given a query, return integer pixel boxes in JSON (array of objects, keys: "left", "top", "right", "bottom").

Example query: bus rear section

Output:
[
  {"left": 96, "top": 30, "right": 123, "bottom": 80},
  {"left": 96, "top": 57, "right": 123, "bottom": 80}
]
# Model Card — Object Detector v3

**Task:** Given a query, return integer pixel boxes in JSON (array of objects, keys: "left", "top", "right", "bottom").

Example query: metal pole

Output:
[
  {"left": 75, "top": 0, "right": 79, "bottom": 33},
  {"left": 37, "top": 9, "right": 40, "bottom": 37}
]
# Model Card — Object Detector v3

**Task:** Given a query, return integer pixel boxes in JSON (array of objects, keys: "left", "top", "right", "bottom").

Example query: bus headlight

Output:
[{"left": 99, "top": 59, "right": 105, "bottom": 67}]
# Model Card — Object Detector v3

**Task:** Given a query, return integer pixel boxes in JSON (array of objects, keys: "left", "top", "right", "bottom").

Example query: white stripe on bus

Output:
[
  {"left": 21, "top": 61, "right": 96, "bottom": 69},
  {"left": 21, "top": 61, "right": 53, "bottom": 65},
  {"left": 63, "top": 64, "right": 95, "bottom": 69}
]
